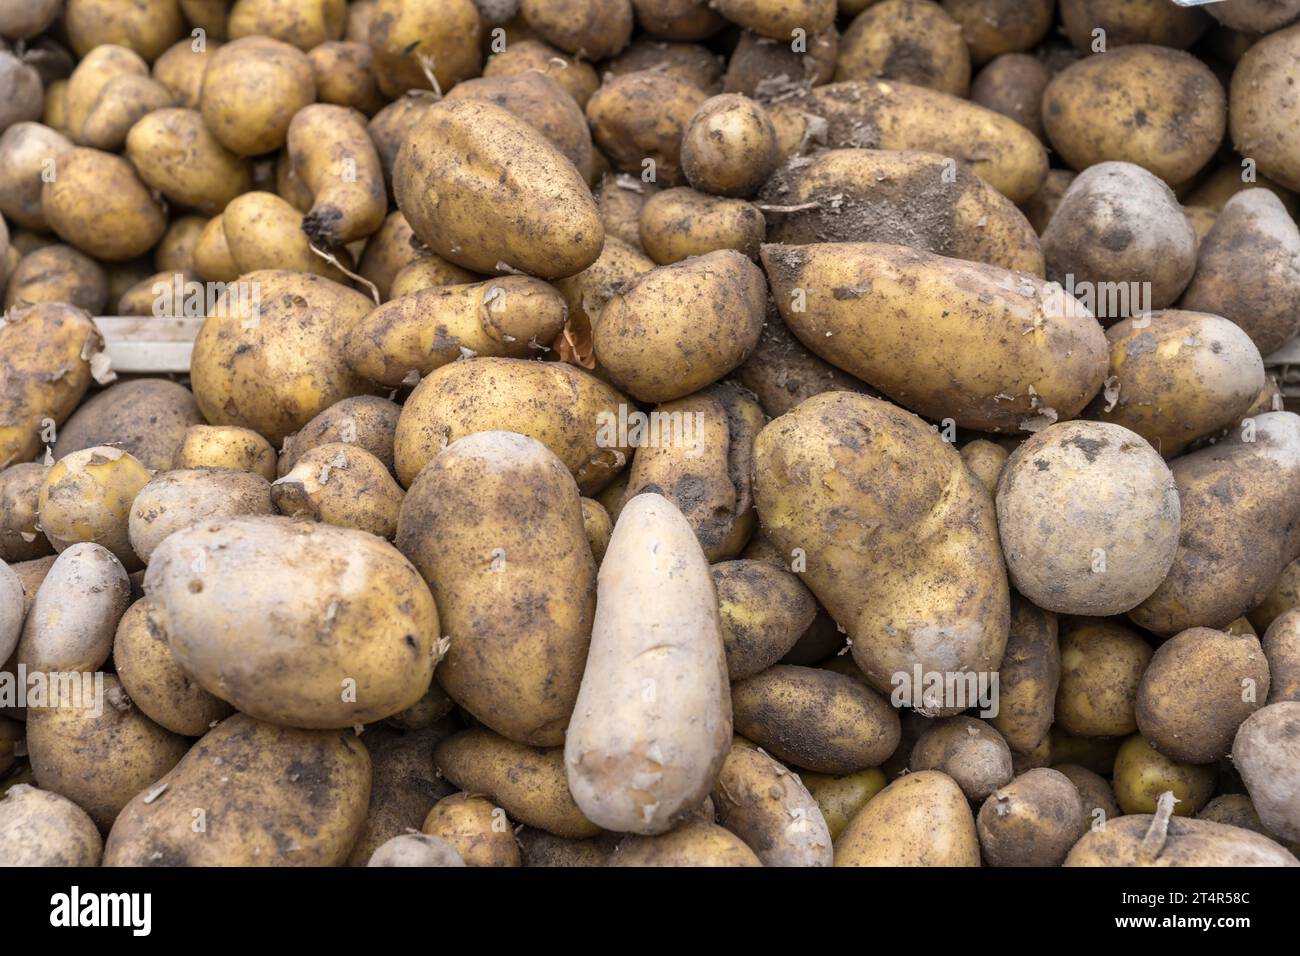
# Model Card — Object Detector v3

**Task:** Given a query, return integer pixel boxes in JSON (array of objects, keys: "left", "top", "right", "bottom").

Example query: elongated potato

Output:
[
  {"left": 42, "top": 148, "right": 167, "bottom": 262},
  {"left": 608, "top": 820, "right": 761, "bottom": 866},
  {"left": 128, "top": 469, "right": 274, "bottom": 563},
  {"left": 16, "top": 543, "right": 130, "bottom": 674},
  {"left": 0, "top": 785, "right": 103, "bottom": 866},
  {"left": 0, "top": 464, "right": 52, "bottom": 563},
  {"left": 286, "top": 103, "right": 386, "bottom": 247},
  {"left": 1230, "top": 24, "right": 1300, "bottom": 193},
  {"left": 105, "top": 714, "right": 371, "bottom": 866},
  {"left": 1262, "top": 610, "right": 1300, "bottom": 704},
  {"left": 565, "top": 493, "right": 731, "bottom": 834},
  {"left": 988, "top": 596, "right": 1058, "bottom": 755},
  {"left": 835, "top": 770, "right": 980, "bottom": 866},
  {"left": 710, "top": 745, "right": 832, "bottom": 866},
  {"left": 1066, "top": 808, "right": 1298, "bottom": 867},
  {"left": 1234, "top": 702, "right": 1300, "bottom": 842},
  {"left": 638, "top": 188, "right": 766, "bottom": 264}
]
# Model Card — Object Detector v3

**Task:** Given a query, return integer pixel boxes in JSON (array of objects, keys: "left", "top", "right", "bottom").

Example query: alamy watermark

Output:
[
  {"left": 890, "top": 666, "right": 1000, "bottom": 718},
  {"left": 595, "top": 404, "right": 706, "bottom": 459}
]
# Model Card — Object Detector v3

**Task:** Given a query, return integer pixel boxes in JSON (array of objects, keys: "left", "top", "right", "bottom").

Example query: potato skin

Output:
[
  {"left": 368, "top": 0, "right": 482, "bottom": 98},
  {"left": 1112, "top": 734, "right": 1215, "bottom": 816},
  {"left": 731, "top": 665, "right": 900, "bottom": 774},
  {"left": 988, "top": 596, "right": 1058, "bottom": 754},
  {"left": 978, "top": 768, "right": 1086, "bottom": 867},
  {"left": 835, "top": 770, "right": 980, "bottom": 866},
  {"left": 368, "top": 833, "right": 465, "bottom": 867},
  {"left": 482, "top": 38, "right": 601, "bottom": 109},
  {"left": 0, "top": 464, "right": 54, "bottom": 562},
  {"left": 1056, "top": 619, "right": 1152, "bottom": 738},
  {"left": 53, "top": 379, "right": 202, "bottom": 473},
  {"left": 422, "top": 793, "right": 520, "bottom": 867},
  {"left": 1070, "top": 812, "right": 1298, "bottom": 867},
  {"left": 287, "top": 103, "right": 387, "bottom": 247},
  {"left": 1233, "top": 702, "right": 1300, "bottom": 842},
  {"left": 710, "top": 745, "right": 832, "bottom": 866},
  {"left": 608, "top": 820, "right": 762, "bottom": 866},
  {"left": 173, "top": 425, "right": 277, "bottom": 480},
  {"left": 277, "top": 396, "right": 399, "bottom": 478},
  {"left": 221, "top": 191, "right": 352, "bottom": 280},
  {"left": 735, "top": 307, "right": 873, "bottom": 418},
  {"left": 145, "top": 515, "right": 440, "bottom": 729},
  {"left": 38, "top": 447, "right": 151, "bottom": 569},
  {"left": 1230, "top": 24, "right": 1300, "bottom": 193},
  {"left": 396, "top": 432, "right": 594, "bottom": 747},
  {"left": 200, "top": 37, "right": 316, "bottom": 157},
  {"left": 105, "top": 714, "right": 371, "bottom": 866},
  {"left": 126, "top": 108, "right": 252, "bottom": 216},
  {"left": 837, "top": 0, "right": 970, "bottom": 97},
  {"left": 17, "top": 542, "right": 130, "bottom": 675},
  {"left": 0, "top": 122, "right": 74, "bottom": 232},
  {"left": 723, "top": 27, "right": 837, "bottom": 97},
  {"left": 1055, "top": 763, "right": 1119, "bottom": 827},
  {"left": 585, "top": 72, "right": 707, "bottom": 186},
  {"left": 712, "top": 0, "right": 834, "bottom": 40},
  {"left": 0, "top": 785, "right": 103, "bottom": 866},
  {"left": 272, "top": 443, "right": 403, "bottom": 538},
  {"left": 520, "top": 0, "right": 633, "bottom": 60},
  {"left": 42, "top": 148, "right": 167, "bottom": 262},
  {"left": 129, "top": 468, "right": 274, "bottom": 563},
  {"left": 910, "top": 716, "right": 1013, "bottom": 801},
  {"left": 639, "top": 188, "right": 765, "bottom": 264},
  {"left": 944, "top": 0, "right": 1054, "bottom": 63},
  {"left": 713, "top": 560, "right": 817, "bottom": 680},
  {"left": 518, "top": 828, "right": 617, "bottom": 867},
  {"left": 1262, "top": 609, "right": 1300, "bottom": 704},
  {"left": 1059, "top": 0, "right": 1208, "bottom": 51},
  {"left": 680, "top": 94, "right": 777, "bottom": 198}
]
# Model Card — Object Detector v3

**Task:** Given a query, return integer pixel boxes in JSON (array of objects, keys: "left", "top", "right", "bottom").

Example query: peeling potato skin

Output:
[
  {"left": 1041, "top": 45, "right": 1225, "bottom": 188},
  {"left": 129, "top": 468, "right": 274, "bottom": 564},
  {"left": 608, "top": 820, "right": 762, "bottom": 866},
  {"left": 367, "top": 0, "right": 482, "bottom": 99},
  {"left": 1066, "top": 813, "right": 1299, "bottom": 867},
  {"left": 396, "top": 432, "right": 594, "bottom": 747},
  {"left": 837, "top": 0, "right": 971, "bottom": 97},
  {"left": 54, "top": 379, "right": 203, "bottom": 473},
  {"left": 910, "top": 716, "right": 1013, "bottom": 801},
  {"left": 422, "top": 792, "right": 521, "bottom": 867},
  {"left": 713, "top": 560, "right": 817, "bottom": 680},
  {"left": 277, "top": 395, "right": 400, "bottom": 478},
  {"left": 1089, "top": 311, "right": 1265, "bottom": 458},
  {"left": 1262, "top": 609, "right": 1300, "bottom": 704},
  {"left": 287, "top": 104, "right": 387, "bottom": 247},
  {"left": 1230, "top": 25, "right": 1300, "bottom": 192},
  {"left": 1112, "top": 734, "right": 1215, "bottom": 816},
  {"left": 761, "top": 149, "right": 1044, "bottom": 275},
  {"left": 0, "top": 785, "right": 103, "bottom": 866},
  {"left": 723, "top": 28, "right": 837, "bottom": 98},
  {"left": 0, "top": 464, "right": 53, "bottom": 562},
  {"left": 761, "top": 242, "right": 1108, "bottom": 433},
  {"left": 519, "top": 0, "right": 633, "bottom": 60},
  {"left": 105, "top": 714, "right": 371, "bottom": 866},
  {"left": 943, "top": 0, "right": 1055, "bottom": 64},
  {"left": 753, "top": 392, "right": 1009, "bottom": 707},
  {"left": 834, "top": 770, "right": 980, "bottom": 866},
  {"left": 977, "top": 767, "right": 1086, "bottom": 867},
  {"left": 735, "top": 306, "right": 874, "bottom": 418},
  {"left": 988, "top": 596, "right": 1058, "bottom": 754},
  {"left": 434, "top": 728, "right": 601, "bottom": 838},
  {"left": 711, "top": 744, "right": 832, "bottom": 866},
  {"left": 145, "top": 515, "right": 440, "bottom": 729},
  {"left": 585, "top": 72, "right": 707, "bottom": 187},
  {"left": 639, "top": 188, "right": 766, "bottom": 264}
]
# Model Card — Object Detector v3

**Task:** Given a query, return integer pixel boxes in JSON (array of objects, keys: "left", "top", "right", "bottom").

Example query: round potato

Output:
[
  {"left": 1055, "top": 763, "right": 1119, "bottom": 828},
  {"left": 585, "top": 71, "right": 707, "bottom": 187},
  {"left": 1230, "top": 24, "right": 1300, "bottom": 192},
  {"left": 0, "top": 785, "right": 102, "bottom": 866},
  {"left": 422, "top": 793, "right": 520, "bottom": 867},
  {"left": 173, "top": 425, "right": 278, "bottom": 479},
  {"left": 53, "top": 379, "right": 202, "bottom": 473},
  {"left": 126, "top": 108, "right": 252, "bottom": 215},
  {"left": 276, "top": 396, "right": 399, "bottom": 478},
  {"left": 368, "top": 0, "right": 482, "bottom": 98},
  {"left": 834, "top": 770, "right": 980, "bottom": 866},
  {"left": 272, "top": 443, "right": 403, "bottom": 538},
  {"left": 977, "top": 768, "right": 1086, "bottom": 867},
  {"left": 1112, "top": 734, "right": 1216, "bottom": 816},
  {"left": 910, "top": 716, "right": 1014, "bottom": 801},
  {"left": 1056, "top": 619, "right": 1153, "bottom": 738},
  {"left": 679, "top": 94, "right": 777, "bottom": 198},
  {"left": 836, "top": 0, "right": 970, "bottom": 96},
  {"left": 711, "top": 744, "right": 832, "bottom": 867},
  {"left": 200, "top": 36, "right": 316, "bottom": 157},
  {"left": 944, "top": 0, "right": 1054, "bottom": 63},
  {"left": 129, "top": 468, "right": 274, "bottom": 563},
  {"left": 38, "top": 447, "right": 152, "bottom": 568},
  {"left": 4, "top": 243, "right": 109, "bottom": 313}
]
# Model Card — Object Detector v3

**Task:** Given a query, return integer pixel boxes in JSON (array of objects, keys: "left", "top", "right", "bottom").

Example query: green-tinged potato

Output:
[
  {"left": 713, "top": 560, "right": 817, "bottom": 680},
  {"left": 1042, "top": 162, "right": 1197, "bottom": 317},
  {"left": 0, "top": 464, "right": 51, "bottom": 563},
  {"left": 996, "top": 421, "right": 1180, "bottom": 616},
  {"left": 105, "top": 714, "right": 371, "bottom": 865},
  {"left": 435, "top": 728, "right": 600, "bottom": 838},
  {"left": 369, "top": 0, "right": 482, "bottom": 98},
  {"left": 482, "top": 39, "right": 600, "bottom": 108},
  {"left": 679, "top": 94, "right": 777, "bottom": 198},
  {"left": 1234, "top": 702, "right": 1300, "bottom": 841},
  {"left": 760, "top": 149, "right": 1044, "bottom": 275},
  {"left": 835, "top": 770, "right": 979, "bottom": 866},
  {"left": 422, "top": 793, "right": 520, "bottom": 867},
  {"left": 1112, "top": 735, "right": 1215, "bottom": 816},
  {"left": 200, "top": 37, "right": 316, "bottom": 157},
  {"left": 608, "top": 820, "right": 761, "bottom": 866},
  {"left": 1130, "top": 412, "right": 1300, "bottom": 635},
  {"left": 65, "top": 0, "right": 185, "bottom": 61},
  {"left": 761, "top": 243, "right": 1107, "bottom": 432},
  {"left": 753, "top": 392, "right": 1009, "bottom": 705},
  {"left": 1230, "top": 26, "right": 1300, "bottom": 192},
  {"left": 126, "top": 109, "right": 251, "bottom": 216},
  {"left": 277, "top": 396, "right": 399, "bottom": 478},
  {"left": 606, "top": 38, "right": 724, "bottom": 93},
  {"left": 0, "top": 123, "right": 74, "bottom": 232},
  {"left": 173, "top": 425, "right": 277, "bottom": 480},
  {"left": 41, "top": 148, "right": 167, "bottom": 262},
  {"left": 837, "top": 0, "right": 970, "bottom": 96},
  {"left": 1136, "top": 627, "right": 1270, "bottom": 764},
  {"left": 1059, "top": 0, "right": 1209, "bottom": 52},
  {"left": 228, "top": 0, "right": 346, "bottom": 50},
  {"left": 27, "top": 674, "right": 190, "bottom": 831},
  {"left": 113, "top": 599, "right": 234, "bottom": 737},
  {"left": 152, "top": 40, "right": 216, "bottom": 110},
  {"left": 565, "top": 493, "right": 730, "bottom": 833},
  {"left": 552, "top": 236, "right": 655, "bottom": 370},
  {"left": 712, "top": 744, "right": 831, "bottom": 866},
  {"left": 735, "top": 308, "right": 872, "bottom": 418},
  {"left": 272, "top": 443, "right": 403, "bottom": 538},
  {"left": 358, "top": 212, "right": 424, "bottom": 301},
  {"left": 518, "top": 828, "right": 617, "bottom": 866},
  {"left": 988, "top": 596, "right": 1058, "bottom": 754},
  {"left": 910, "top": 716, "right": 1013, "bottom": 801},
  {"left": 368, "top": 833, "right": 465, "bottom": 867},
  {"left": 520, "top": 0, "right": 633, "bottom": 60},
  {"left": 128, "top": 469, "right": 274, "bottom": 563},
  {"left": 639, "top": 188, "right": 765, "bottom": 264},
  {"left": 287, "top": 104, "right": 386, "bottom": 247},
  {"left": 732, "top": 665, "right": 899, "bottom": 774},
  {"left": 1181, "top": 189, "right": 1300, "bottom": 357},
  {"left": 1056, "top": 619, "right": 1152, "bottom": 738},
  {"left": 193, "top": 215, "right": 239, "bottom": 282},
  {"left": 944, "top": 0, "right": 1053, "bottom": 63},
  {"left": 978, "top": 768, "right": 1086, "bottom": 867},
  {"left": 1055, "top": 763, "right": 1119, "bottom": 827},
  {"left": 581, "top": 498, "right": 612, "bottom": 564},
  {"left": 722, "top": 27, "right": 837, "bottom": 97},
  {"left": 53, "top": 379, "right": 202, "bottom": 473},
  {"left": 190, "top": 270, "right": 375, "bottom": 445},
  {"left": 585, "top": 72, "right": 707, "bottom": 186},
  {"left": 798, "top": 768, "right": 885, "bottom": 840},
  {"left": 0, "top": 785, "right": 103, "bottom": 866},
  {"left": 1041, "top": 45, "right": 1225, "bottom": 187},
  {"left": 396, "top": 432, "right": 594, "bottom": 745},
  {"left": 1066, "top": 804, "right": 1299, "bottom": 867},
  {"left": 395, "top": 99, "right": 602, "bottom": 279},
  {"left": 17, "top": 543, "right": 129, "bottom": 673},
  {"left": 1089, "top": 310, "right": 1265, "bottom": 457},
  {"left": 221, "top": 192, "right": 352, "bottom": 280},
  {"left": 960, "top": 439, "right": 1007, "bottom": 494},
  {"left": 38, "top": 447, "right": 151, "bottom": 568},
  {"left": 309, "top": 41, "right": 384, "bottom": 116},
  {"left": 1262, "top": 610, "right": 1300, "bottom": 704}
]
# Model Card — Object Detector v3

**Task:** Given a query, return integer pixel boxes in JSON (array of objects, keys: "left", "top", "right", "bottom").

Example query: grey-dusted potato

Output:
[
  {"left": 145, "top": 516, "right": 440, "bottom": 728},
  {"left": 713, "top": 560, "right": 817, "bottom": 680},
  {"left": 53, "top": 379, "right": 202, "bottom": 473},
  {"left": 105, "top": 714, "right": 370, "bottom": 865},
  {"left": 518, "top": 828, "right": 618, "bottom": 867},
  {"left": 836, "top": 0, "right": 970, "bottom": 96},
  {"left": 996, "top": 421, "right": 1180, "bottom": 615},
  {"left": 128, "top": 469, "right": 274, "bottom": 563},
  {"left": 1130, "top": 413, "right": 1300, "bottom": 636},
  {"left": 606, "top": 37, "right": 724, "bottom": 92},
  {"left": 396, "top": 432, "right": 594, "bottom": 746},
  {"left": 422, "top": 793, "right": 520, "bottom": 867},
  {"left": 41, "top": 148, "right": 167, "bottom": 262},
  {"left": 978, "top": 768, "right": 1085, "bottom": 867},
  {"left": 910, "top": 716, "right": 1013, "bottom": 801},
  {"left": 27, "top": 674, "right": 190, "bottom": 831},
  {"left": 608, "top": 820, "right": 761, "bottom": 866},
  {"left": 835, "top": 770, "right": 979, "bottom": 866},
  {"left": 368, "top": 834, "right": 466, "bottom": 867},
  {"left": 711, "top": 744, "right": 832, "bottom": 866},
  {"left": 1136, "top": 627, "right": 1269, "bottom": 764},
  {"left": 520, "top": 0, "right": 632, "bottom": 60},
  {"left": 1181, "top": 190, "right": 1300, "bottom": 357},
  {"left": 173, "top": 425, "right": 277, "bottom": 480},
  {"left": 989, "top": 596, "right": 1058, "bottom": 754},
  {"left": 722, "top": 27, "right": 837, "bottom": 97},
  {"left": 16, "top": 543, "right": 129, "bottom": 673},
  {"left": 1042, "top": 45, "right": 1225, "bottom": 187},
  {"left": 1056, "top": 619, "right": 1152, "bottom": 738},
  {"left": 4, "top": 244, "right": 107, "bottom": 312},
  {"left": 272, "top": 443, "right": 403, "bottom": 538},
  {"left": 0, "top": 0, "right": 62, "bottom": 40},
  {"left": 0, "top": 123, "right": 74, "bottom": 232},
  {"left": 732, "top": 665, "right": 900, "bottom": 774},
  {"left": 638, "top": 188, "right": 765, "bottom": 264},
  {"left": 1262, "top": 610, "right": 1300, "bottom": 704},
  {"left": 393, "top": 358, "right": 631, "bottom": 493},
  {"left": 0, "top": 53, "right": 44, "bottom": 135},
  {"left": 1090, "top": 311, "right": 1265, "bottom": 457},
  {"left": 1066, "top": 807, "right": 1299, "bottom": 867},
  {"left": 277, "top": 396, "right": 399, "bottom": 478},
  {"left": 309, "top": 41, "right": 385, "bottom": 116},
  {"left": 435, "top": 729, "right": 599, "bottom": 838},
  {"left": 1042, "top": 162, "right": 1197, "bottom": 318},
  {"left": 126, "top": 109, "right": 252, "bottom": 216},
  {"left": 1055, "top": 763, "right": 1119, "bottom": 827},
  {"left": 394, "top": 99, "right": 602, "bottom": 279},
  {"left": 761, "top": 149, "right": 1044, "bottom": 275},
  {"left": 1112, "top": 734, "right": 1215, "bottom": 816},
  {"left": 735, "top": 307, "right": 872, "bottom": 418},
  {"left": 565, "top": 493, "right": 731, "bottom": 834},
  {"left": 0, "top": 785, "right": 103, "bottom": 866},
  {"left": 38, "top": 447, "right": 151, "bottom": 568},
  {"left": 585, "top": 72, "right": 707, "bottom": 186},
  {"left": 1198, "top": 793, "right": 1278, "bottom": 839},
  {"left": 679, "top": 94, "right": 777, "bottom": 198},
  {"left": 1234, "top": 702, "right": 1300, "bottom": 842},
  {"left": 200, "top": 37, "right": 316, "bottom": 156},
  {"left": 113, "top": 598, "right": 234, "bottom": 736},
  {"left": 0, "top": 464, "right": 53, "bottom": 562},
  {"left": 1059, "top": 0, "right": 1208, "bottom": 51},
  {"left": 0, "top": 560, "right": 23, "bottom": 663},
  {"left": 1230, "top": 25, "right": 1300, "bottom": 193},
  {"left": 368, "top": 0, "right": 482, "bottom": 98}
]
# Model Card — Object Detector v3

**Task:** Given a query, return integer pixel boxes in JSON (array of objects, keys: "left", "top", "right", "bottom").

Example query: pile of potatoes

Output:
[{"left": 2, "top": 0, "right": 1300, "bottom": 869}]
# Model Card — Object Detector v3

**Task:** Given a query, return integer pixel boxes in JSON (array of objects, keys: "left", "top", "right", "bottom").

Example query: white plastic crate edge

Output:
[{"left": 95, "top": 315, "right": 205, "bottom": 375}]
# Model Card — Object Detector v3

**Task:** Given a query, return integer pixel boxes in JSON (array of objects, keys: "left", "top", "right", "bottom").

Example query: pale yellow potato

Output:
[
  {"left": 1056, "top": 619, "right": 1152, "bottom": 738},
  {"left": 713, "top": 0, "right": 834, "bottom": 40},
  {"left": 608, "top": 820, "right": 761, "bottom": 866},
  {"left": 837, "top": 0, "right": 970, "bottom": 96},
  {"left": 421, "top": 793, "right": 520, "bottom": 867},
  {"left": 41, "top": 148, "right": 167, "bottom": 261},
  {"left": 1230, "top": 23, "right": 1300, "bottom": 192},
  {"left": 287, "top": 103, "right": 387, "bottom": 246},
  {"left": 126, "top": 108, "right": 252, "bottom": 215},
  {"left": 220, "top": 192, "right": 352, "bottom": 280},
  {"left": 200, "top": 36, "right": 316, "bottom": 157},
  {"left": 152, "top": 39, "right": 217, "bottom": 109},
  {"left": 128, "top": 468, "right": 274, "bottom": 563},
  {"left": 0, "top": 785, "right": 102, "bottom": 867},
  {"left": 1112, "top": 735, "right": 1216, "bottom": 816},
  {"left": 551, "top": 234, "right": 654, "bottom": 369},
  {"left": 960, "top": 439, "right": 1008, "bottom": 494},
  {"left": 638, "top": 188, "right": 765, "bottom": 263},
  {"left": 192, "top": 214, "right": 240, "bottom": 282},
  {"left": 482, "top": 39, "right": 600, "bottom": 108},
  {"left": 680, "top": 93, "right": 777, "bottom": 198},
  {"left": 173, "top": 424, "right": 278, "bottom": 479},
  {"left": 65, "top": 0, "right": 185, "bottom": 61},
  {"left": 585, "top": 72, "right": 707, "bottom": 186},
  {"left": 834, "top": 770, "right": 980, "bottom": 866},
  {"left": 272, "top": 442, "right": 403, "bottom": 538},
  {"left": 309, "top": 41, "right": 385, "bottom": 116},
  {"left": 16, "top": 543, "right": 130, "bottom": 674},
  {"left": 228, "top": 0, "right": 347, "bottom": 50},
  {"left": 368, "top": 0, "right": 482, "bottom": 98},
  {"left": 38, "top": 447, "right": 151, "bottom": 568}
]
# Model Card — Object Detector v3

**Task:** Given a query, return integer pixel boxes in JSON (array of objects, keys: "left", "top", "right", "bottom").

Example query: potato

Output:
[
  {"left": 735, "top": 307, "right": 872, "bottom": 418},
  {"left": 356, "top": 212, "right": 423, "bottom": 301},
  {"left": 228, "top": 0, "right": 346, "bottom": 49},
  {"left": 435, "top": 728, "right": 599, "bottom": 838},
  {"left": 15, "top": 542, "right": 129, "bottom": 673},
  {"left": 585, "top": 72, "right": 707, "bottom": 187},
  {"left": 394, "top": 357, "right": 630, "bottom": 493},
  {"left": 1230, "top": 25, "right": 1300, "bottom": 192},
  {"left": 593, "top": 175, "right": 656, "bottom": 252},
  {"left": 761, "top": 149, "right": 1044, "bottom": 275},
  {"left": 286, "top": 104, "right": 386, "bottom": 247},
  {"left": 271, "top": 443, "right": 403, "bottom": 538},
  {"left": 395, "top": 431, "right": 593, "bottom": 746},
  {"left": 200, "top": 37, "right": 316, "bottom": 157},
  {"left": 369, "top": 0, "right": 482, "bottom": 98},
  {"left": 482, "top": 38, "right": 600, "bottom": 108},
  {"left": 835, "top": 770, "right": 979, "bottom": 866},
  {"left": 943, "top": 0, "right": 1053, "bottom": 64},
  {"left": 712, "top": 560, "right": 816, "bottom": 680},
  {"left": 987, "top": 596, "right": 1058, "bottom": 754},
  {"left": 909, "top": 716, "right": 1012, "bottom": 800},
  {"left": 105, "top": 714, "right": 370, "bottom": 865},
  {"left": 712, "top": 0, "right": 833, "bottom": 40},
  {"left": 68, "top": 62, "right": 176, "bottom": 152},
  {"left": 1055, "top": 763, "right": 1119, "bottom": 827},
  {"left": 637, "top": 188, "right": 765, "bottom": 264},
  {"left": 797, "top": 768, "right": 884, "bottom": 840},
  {"left": 36, "top": 446, "right": 150, "bottom": 569},
  {"left": 308, "top": 41, "right": 384, "bottom": 116},
  {"left": 0, "top": 123, "right": 74, "bottom": 232},
  {"left": 1181, "top": 189, "right": 1300, "bottom": 357},
  {"left": 1233, "top": 702, "right": 1300, "bottom": 842},
  {"left": 65, "top": 0, "right": 185, "bottom": 61},
  {"left": 0, "top": 462, "right": 50, "bottom": 564},
  {"left": 0, "top": 560, "right": 22, "bottom": 664},
  {"left": 1059, "top": 0, "right": 1209, "bottom": 52},
  {"left": 366, "top": 94, "right": 436, "bottom": 193},
  {"left": 0, "top": 785, "right": 103, "bottom": 866},
  {"left": 580, "top": 497, "right": 612, "bottom": 564},
  {"left": 1186, "top": 162, "right": 1299, "bottom": 218},
  {"left": 422, "top": 793, "right": 520, "bottom": 867},
  {"left": 220, "top": 192, "right": 351, "bottom": 280},
  {"left": 368, "top": 833, "right": 465, "bottom": 867},
  {"left": 277, "top": 396, "right": 399, "bottom": 478},
  {"left": 837, "top": 0, "right": 969, "bottom": 96},
  {"left": 607, "top": 38, "right": 723, "bottom": 93},
  {"left": 7, "top": 555, "right": 57, "bottom": 619},
  {"left": 676, "top": 94, "right": 778, "bottom": 199},
  {"left": 633, "top": 0, "right": 726, "bottom": 39},
  {"left": 52, "top": 380, "right": 201, "bottom": 474},
  {"left": 608, "top": 820, "right": 761, "bottom": 866},
  {"left": 1089, "top": 310, "right": 1265, "bottom": 458},
  {"left": 384, "top": 682, "right": 454, "bottom": 732},
  {"left": 0, "top": 0, "right": 62, "bottom": 40},
  {"left": 41, "top": 148, "right": 167, "bottom": 262},
  {"left": 128, "top": 469, "right": 274, "bottom": 564},
  {"left": 518, "top": 828, "right": 617, "bottom": 867},
  {"left": 1198, "top": 793, "right": 1276, "bottom": 838},
  {"left": 770, "top": 242, "right": 1108, "bottom": 431},
  {"left": 1042, "top": 46, "right": 1225, "bottom": 188},
  {"left": 711, "top": 745, "right": 831, "bottom": 866},
  {"left": 172, "top": 425, "right": 277, "bottom": 480},
  {"left": 42, "top": 79, "right": 68, "bottom": 134},
  {"left": 151, "top": 39, "right": 215, "bottom": 110},
  {"left": 149, "top": 216, "right": 205, "bottom": 274},
  {"left": 192, "top": 214, "right": 239, "bottom": 282},
  {"left": 552, "top": 235, "right": 655, "bottom": 368},
  {"left": 723, "top": 27, "right": 837, "bottom": 97},
  {"left": 1068, "top": 805, "right": 1298, "bottom": 867},
  {"left": 977, "top": 768, "right": 1085, "bottom": 867},
  {"left": 1112, "top": 734, "right": 1215, "bottom": 816},
  {"left": 959, "top": 439, "right": 1006, "bottom": 495},
  {"left": 1055, "top": 619, "right": 1152, "bottom": 738},
  {"left": 1209, "top": 0, "right": 1300, "bottom": 34},
  {"left": 1020, "top": 168, "right": 1074, "bottom": 235},
  {"left": 145, "top": 515, "right": 439, "bottom": 728},
  {"left": 124, "top": 109, "right": 251, "bottom": 217},
  {"left": 732, "top": 665, "right": 899, "bottom": 774},
  {"left": 519, "top": 0, "right": 632, "bottom": 60},
  {"left": 1262, "top": 610, "right": 1300, "bottom": 704},
  {"left": 387, "top": 257, "right": 480, "bottom": 298},
  {"left": 1131, "top": 412, "right": 1300, "bottom": 635}
]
